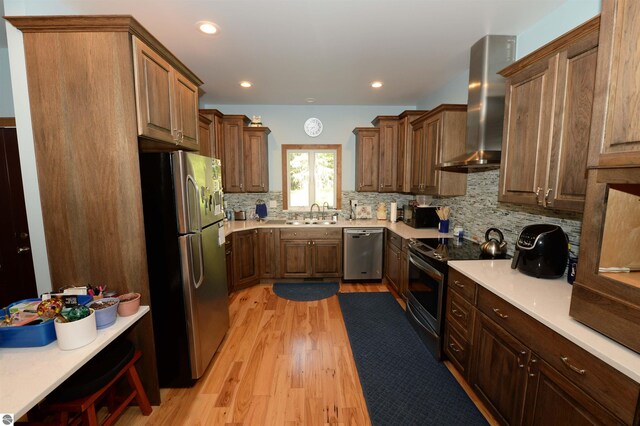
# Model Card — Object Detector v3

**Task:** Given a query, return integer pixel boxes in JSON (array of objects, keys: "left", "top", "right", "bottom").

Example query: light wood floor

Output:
[{"left": 116, "top": 282, "right": 496, "bottom": 425}]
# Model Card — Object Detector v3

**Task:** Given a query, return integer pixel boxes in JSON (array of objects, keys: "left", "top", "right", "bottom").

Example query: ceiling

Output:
[{"left": 1, "top": 0, "right": 569, "bottom": 106}]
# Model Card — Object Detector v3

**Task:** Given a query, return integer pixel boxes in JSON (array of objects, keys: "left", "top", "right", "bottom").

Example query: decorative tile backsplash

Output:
[{"left": 224, "top": 169, "right": 583, "bottom": 256}]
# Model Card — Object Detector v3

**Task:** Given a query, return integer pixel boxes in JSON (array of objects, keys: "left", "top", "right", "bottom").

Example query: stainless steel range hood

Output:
[{"left": 440, "top": 35, "right": 516, "bottom": 170}]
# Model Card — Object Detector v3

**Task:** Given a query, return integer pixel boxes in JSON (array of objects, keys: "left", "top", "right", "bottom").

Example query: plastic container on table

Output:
[{"left": 0, "top": 296, "right": 92, "bottom": 348}]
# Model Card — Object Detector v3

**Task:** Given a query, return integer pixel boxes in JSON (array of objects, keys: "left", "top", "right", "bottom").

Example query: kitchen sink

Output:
[{"left": 285, "top": 219, "right": 338, "bottom": 225}]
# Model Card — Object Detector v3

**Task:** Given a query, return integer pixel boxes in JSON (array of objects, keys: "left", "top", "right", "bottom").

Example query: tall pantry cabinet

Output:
[{"left": 6, "top": 15, "right": 204, "bottom": 403}]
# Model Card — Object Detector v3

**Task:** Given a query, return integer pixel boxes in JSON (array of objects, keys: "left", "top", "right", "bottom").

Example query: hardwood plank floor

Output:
[{"left": 116, "top": 282, "right": 496, "bottom": 425}]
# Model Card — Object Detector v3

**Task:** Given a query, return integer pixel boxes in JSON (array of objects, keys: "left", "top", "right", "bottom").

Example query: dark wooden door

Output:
[
  {"left": 470, "top": 311, "right": 530, "bottom": 425},
  {"left": 311, "top": 240, "right": 342, "bottom": 277},
  {"left": 0, "top": 128, "right": 37, "bottom": 307},
  {"left": 377, "top": 118, "right": 398, "bottom": 192},
  {"left": 232, "top": 229, "right": 259, "bottom": 290},
  {"left": 522, "top": 356, "right": 623, "bottom": 426},
  {"left": 280, "top": 240, "right": 311, "bottom": 277},
  {"left": 258, "top": 228, "right": 278, "bottom": 278},
  {"left": 354, "top": 128, "right": 379, "bottom": 192}
]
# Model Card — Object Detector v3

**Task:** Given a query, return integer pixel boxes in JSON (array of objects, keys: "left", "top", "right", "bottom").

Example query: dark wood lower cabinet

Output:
[
  {"left": 225, "top": 237, "right": 234, "bottom": 294},
  {"left": 232, "top": 229, "right": 259, "bottom": 290},
  {"left": 257, "top": 228, "right": 279, "bottom": 278},
  {"left": 523, "top": 357, "right": 624, "bottom": 426},
  {"left": 470, "top": 312, "right": 530, "bottom": 425},
  {"left": 448, "top": 270, "right": 639, "bottom": 425}
]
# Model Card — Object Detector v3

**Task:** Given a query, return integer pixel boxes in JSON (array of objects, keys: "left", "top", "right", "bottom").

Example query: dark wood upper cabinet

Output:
[
  {"left": 199, "top": 109, "right": 224, "bottom": 160},
  {"left": 397, "top": 111, "right": 428, "bottom": 193},
  {"left": 243, "top": 127, "right": 270, "bottom": 193},
  {"left": 222, "top": 115, "right": 250, "bottom": 193},
  {"left": 409, "top": 105, "right": 467, "bottom": 196},
  {"left": 372, "top": 116, "right": 399, "bottom": 192},
  {"left": 353, "top": 127, "right": 380, "bottom": 192},
  {"left": 132, "top": 36, "right": 200, "bottom": 151},
  {"left": 499, "top": 17, "right": 599, "bottom": 212},
  {"left": 198, "top": 114, "right": 213, "bottom": 158},
  {"left": 588, "top": 0, "right": 640, "bottom": 167}
]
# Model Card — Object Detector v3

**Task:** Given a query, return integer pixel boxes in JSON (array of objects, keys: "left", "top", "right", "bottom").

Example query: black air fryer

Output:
[{"left": 511, "top": 224, "right": 569, "bottom": 278}]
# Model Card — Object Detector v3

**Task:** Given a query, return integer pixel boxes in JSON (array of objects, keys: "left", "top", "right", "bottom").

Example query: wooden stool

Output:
[{"left": 43, "top": 339, "right": 152, "bottom": 426}]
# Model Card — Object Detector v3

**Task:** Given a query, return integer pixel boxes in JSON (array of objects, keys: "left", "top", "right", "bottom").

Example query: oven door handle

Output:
[{"left": 409, "top": 252, "right": 444, "bottom": 282}]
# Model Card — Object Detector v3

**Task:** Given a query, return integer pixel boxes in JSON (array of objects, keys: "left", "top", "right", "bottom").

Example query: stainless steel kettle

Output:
[{"left": 480, "top": 228, "right": 507, "bottom": 257}]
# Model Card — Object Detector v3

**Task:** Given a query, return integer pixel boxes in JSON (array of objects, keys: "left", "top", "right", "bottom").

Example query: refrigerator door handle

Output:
[
  {"left": 181, "top": 233, "right": 205, "bottom": 290},
  {"left": 186, "top": 175, "right": 202, "bottom": 233}
]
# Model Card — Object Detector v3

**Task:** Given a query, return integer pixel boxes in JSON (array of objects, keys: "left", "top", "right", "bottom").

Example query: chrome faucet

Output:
[
  {"left": 310, "top": 203, "right": 321, "bottom": 219},
  {"left": 322, "top": 202, "right": 330, "bottom": 219}
]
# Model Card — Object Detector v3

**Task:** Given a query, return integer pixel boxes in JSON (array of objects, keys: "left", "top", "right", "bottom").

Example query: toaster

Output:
[{"left": 511, "top": 224, "right": 569, "bottom": 279}]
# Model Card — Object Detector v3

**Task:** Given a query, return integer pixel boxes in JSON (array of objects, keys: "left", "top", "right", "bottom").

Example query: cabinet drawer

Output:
[
  {"left": 478, "top": 287, "right": 640, "bottom": 425},
  {"left": 280, "top": 228, "right": 342, "bottom": 240},
  {"left": 448, "top": 268, "right": 477, "bottom": 304},
  {"left": 446, "top": 288, "right": 474, "bottom": 338},
  {"left": 386, "top": 230, "right": 402, "bottom": 250},
  {"left": 444, "top": 324, "right": 470, "bottom": 377}
]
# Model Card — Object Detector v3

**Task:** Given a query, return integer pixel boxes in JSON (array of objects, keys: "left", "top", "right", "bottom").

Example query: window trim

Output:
[{"left": 281, "top": 144, "right": 342, "bottom": 210}]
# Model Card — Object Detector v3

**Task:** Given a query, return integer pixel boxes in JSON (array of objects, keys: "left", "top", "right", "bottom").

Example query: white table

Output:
[{"left": 0, "top": 306, "right": 150, "bottom": 419}]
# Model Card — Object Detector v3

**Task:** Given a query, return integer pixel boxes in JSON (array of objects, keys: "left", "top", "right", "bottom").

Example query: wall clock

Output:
[{"left": 304, "top": 117, "right": 323, "bottom": 137}]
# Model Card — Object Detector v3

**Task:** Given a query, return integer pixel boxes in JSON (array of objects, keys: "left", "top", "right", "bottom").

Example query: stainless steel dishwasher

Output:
[{"left": 343, "top": 228, "right": 384, "bottom": 280}]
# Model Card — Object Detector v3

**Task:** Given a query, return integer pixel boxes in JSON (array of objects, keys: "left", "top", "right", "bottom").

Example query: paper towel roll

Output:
[{"left": 390, "top": 202, "right": 397, "bottom": 222}]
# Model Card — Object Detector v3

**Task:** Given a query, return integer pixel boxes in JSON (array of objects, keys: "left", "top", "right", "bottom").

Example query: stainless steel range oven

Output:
[{"left": 405, "top": 237, "right": 508, "bottom": 360}]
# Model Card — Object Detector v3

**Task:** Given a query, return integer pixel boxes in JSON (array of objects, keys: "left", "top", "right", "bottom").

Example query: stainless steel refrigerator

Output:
[{"left": 139, "top": 151, "right": 229, "bottom": 387}]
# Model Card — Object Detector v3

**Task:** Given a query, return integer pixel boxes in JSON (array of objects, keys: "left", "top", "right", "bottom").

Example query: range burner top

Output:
[{"left": 409, "top": 237, "right": 510, "bottom": 262}]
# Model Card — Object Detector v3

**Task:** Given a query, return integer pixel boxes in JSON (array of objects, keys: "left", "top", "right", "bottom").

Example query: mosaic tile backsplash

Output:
[{"left": 224, "top": 169, "right": 583, "bottom": 256}]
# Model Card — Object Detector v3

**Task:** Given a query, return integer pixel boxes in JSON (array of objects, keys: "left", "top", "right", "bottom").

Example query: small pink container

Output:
[{"left": 117, "top": 292, "right": 141, "bottom": 317}]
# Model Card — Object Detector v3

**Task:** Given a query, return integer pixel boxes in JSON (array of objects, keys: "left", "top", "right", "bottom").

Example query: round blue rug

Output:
[{"left": 272, "top": 282, "right": 339, "bottom": 302}]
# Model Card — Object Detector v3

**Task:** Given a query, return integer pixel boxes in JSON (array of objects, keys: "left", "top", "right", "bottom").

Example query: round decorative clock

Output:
[{"left": 304, "top": 117, "right": 323, "bottom": 137}]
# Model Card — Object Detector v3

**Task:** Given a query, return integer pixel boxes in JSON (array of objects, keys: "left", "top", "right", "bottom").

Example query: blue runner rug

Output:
[
  {"left": 338, "top": 292, "right": 488, "bottom": 426},
  {"left": 273, "top": 282, "right": 339, "bottom": 302}
]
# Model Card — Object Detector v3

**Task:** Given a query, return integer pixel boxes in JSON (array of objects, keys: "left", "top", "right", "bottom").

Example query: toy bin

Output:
[{"left": 0, "top": 296, "right": 92, "bottom": 348}]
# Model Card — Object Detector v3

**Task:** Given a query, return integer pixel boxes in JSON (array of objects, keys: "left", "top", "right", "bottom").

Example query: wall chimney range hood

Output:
[{"left": 440, "top": 35, "right": 516, "bottom": 171}]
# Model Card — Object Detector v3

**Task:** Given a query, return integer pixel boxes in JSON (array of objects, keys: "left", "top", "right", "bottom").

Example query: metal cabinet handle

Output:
[
  {"left": 492, "top": 308, "right": 509, "bottom": 319},
  {"left": 254, "top": 230, "right": 258, "bottom": 234},
  {"left": 544, "top": 188, "right": 552, "bottom": 207},
  {"left": 17, "top": 246, "right": 31, "bottom": 254},
  {"left": 451, "top": 308, "right": 463, "bottom": 319},
  {"left": 535, "top": 187, "right": 542, "bottom": 205},
  {"left": 308, "top": 241, "right": 311, "bottom": 245},
  {"left": 517, "top": 351, "right": 526, "bottom": 368},
  {"left": 560, "top": 356, "right": 586, "bottom": 375},
  {"left": 453, "top": 280, "right": 464, "bottom": 289},
  {"left": 448, "top": 342, "right": 460, "bottom": 353},
  {"left": 528, "top": 358, "right": 537, "bottom": 377}
]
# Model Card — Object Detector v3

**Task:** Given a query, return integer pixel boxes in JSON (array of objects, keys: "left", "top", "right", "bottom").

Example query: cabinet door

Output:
[
  {"left": 311, "top": 240, "right": 342, "bottom": 277},
  {"left": 523, "top": 356, "right": 623, "bottom": 426},
  {"left": 355, "top": 129, "right": 379, "bottom": 192},
  {"left": 410, "top": 125, "right": 425, "bottom": 193},
  {"left": 198, "top": 115, "right": 212, "bottom": 158},
  {"left": 385, "top": 241, "right": 400, "bottom": 293},
  {"left": 243, "top": 128, "right": 269, "bottom": 193},
  {"left": 423, "top": 115, "right": 441, "bottom": 195},
  {"left": 225, "top": 238, "right": 234, "bottom": 294},
  {"left": 547, "top": 41, "right": 598, "bottom": 212},
  {"left": 589, "top": 0, "right": 640, "bottom": 166},
  {"left": 133, "top": 38, "right": 175, "bottom": 144},
  {"left": 470, "top": 312, "right": 529, "bottom": 425},
  {"left": 223, "top": 117, "right": 245, "bottom": 193},
  {"left": 378, "top": 119, "right": 398, "bottom": 192},
  {"left": 396, "top": 117, "right": 409, "bottom": 193},
  {"left": 258, "top": 228, "right": 278, "bottom": 278},
  {"left": 280, "top": 240, "right": 311, "bottom": 277},
  {"left": 499, "top": 58, "right": 557, "bottom": 206},
  {"left": 173, "top": 73, "right": 199, "bottom": 150},
  {"left": 232, "top": 229, "right": 259, "bottom": 289}
]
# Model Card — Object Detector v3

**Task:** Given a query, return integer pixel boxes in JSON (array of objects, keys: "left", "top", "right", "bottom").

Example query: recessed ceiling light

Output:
[
  {"left": 197, "top": 21, "right": 219, "bottom": 35},
  {"left": 371, "top": 81, "right": 383, "bottom": 88},
  {"left": 240, "top": 81, "right": 252, "bottom": 88},
  {"left": 306, "top": 97, "right": 316, "bottom": 103}
]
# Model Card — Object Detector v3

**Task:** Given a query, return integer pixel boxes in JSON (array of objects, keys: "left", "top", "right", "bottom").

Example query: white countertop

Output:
[
  {"left": 448, "top": 260, "right": 640, "bottom": 383},
  {"left": 223, "top": 218, "right": 448, "bottom": 240},
  {"left": 0, "top": 306, "right": 150, "bottom": 419}
]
